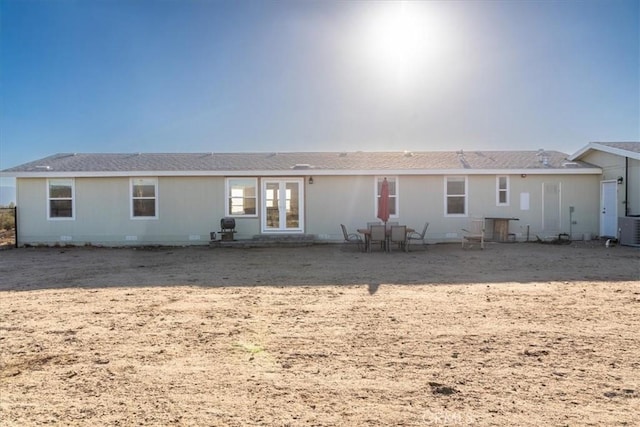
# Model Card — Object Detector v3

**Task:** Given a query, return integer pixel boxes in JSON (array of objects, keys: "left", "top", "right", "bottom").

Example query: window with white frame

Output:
[
  {"left": 226, "top": 178, "right": 257, "bottom": 216},
  {"left": 497, "top": 176, "right": 509, "bottom": 206},
  {"left": 131, "top": 178, "right": 158, "bottom": 219},
  {"left": 445, "top": 176, "right": 467, "bottom": 216},
  {"left": 47, "top": 178, "right": 75, "bottom": 219},
  {"left": 376, "top": 176, "right": 398, "bottom": 217}
]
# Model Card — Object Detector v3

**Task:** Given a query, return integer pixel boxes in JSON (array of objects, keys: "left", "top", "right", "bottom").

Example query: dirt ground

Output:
[
  {"left": 1, "top": 241, "right": 639, "bottom": 426},
  {"left": 0, "top": 229, "right": 15, "bottom": 248}
]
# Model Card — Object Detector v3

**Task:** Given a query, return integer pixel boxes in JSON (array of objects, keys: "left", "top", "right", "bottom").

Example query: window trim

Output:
[
  {"left": 130, "top": 177, "right": 158, "bottom": 220},
  {"left": 47, "top": 178, "right": 75, "bottom": 220},
  {"left": 496, "top": 175, "right": 510, "bottom": 206},
  {"left": 375, "top": 176, "right": 399, "bottom": 219},
  {"left": 444, "top": 176, "right": 468, "bottom": 217},
  {"left": 225, "top": 177, "right": 258, "bottom": 218}
]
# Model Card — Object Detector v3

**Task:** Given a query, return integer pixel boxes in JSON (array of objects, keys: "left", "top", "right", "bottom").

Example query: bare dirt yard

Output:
[
  {"left": 0, "top": 229, "right": 16, "bottom": 249},
  {"left": 1, "top": 241, "right": 639, "bottom": 426}
]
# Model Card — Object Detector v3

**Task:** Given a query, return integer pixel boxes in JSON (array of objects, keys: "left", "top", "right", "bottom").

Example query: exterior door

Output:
[
  {"left": 262, "top": 178, "right": 304, "bottom": 233},
  {"left": 600, "top": 181, "right": 618, "bottom": 238},
  {"left": 542, "top": 182, "right": 561, "bottom": 236}
]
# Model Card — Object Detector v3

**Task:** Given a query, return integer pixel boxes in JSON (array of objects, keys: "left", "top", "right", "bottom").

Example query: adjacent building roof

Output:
[
  {"left": 569, "top": 141, "right": 640, "bottom": 161},
  {"left": 3, "top": 150, "right": 601, "bottom": 177}
]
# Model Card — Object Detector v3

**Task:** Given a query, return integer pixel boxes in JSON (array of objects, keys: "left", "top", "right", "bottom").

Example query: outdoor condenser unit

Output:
[{"left": 618, "top": 216, "right": 640, "bottom": 247}]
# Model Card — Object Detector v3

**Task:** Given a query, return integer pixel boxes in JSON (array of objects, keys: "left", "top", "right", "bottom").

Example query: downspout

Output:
[
  {"left": 14, "top": 205, "right": 18, "bottom": 249},
  {"left": 625, "top": 156, "right": 629, "bottom": 216}
]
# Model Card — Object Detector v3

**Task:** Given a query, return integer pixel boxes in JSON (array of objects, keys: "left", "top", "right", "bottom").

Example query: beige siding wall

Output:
[
  {"left": 466, "top": 174, "right": 599, "bottom": 240},
  {"left": 17, "top": 178, "right": 51, "bottom": 242},
  {"left": 305, "top": 175, "right": 376, "bottom": 239},
  {"left": 581, "top": 151, "right": 625, "bottom": 178},
  {"left": 18, "top": 177, "right": 229, "bottom": 245},
  {"left": 307, "top": 174, "right": 600, "bottom": 242},
  {"left": 17, "top": 173, "right": 601, "bottom": 245}
]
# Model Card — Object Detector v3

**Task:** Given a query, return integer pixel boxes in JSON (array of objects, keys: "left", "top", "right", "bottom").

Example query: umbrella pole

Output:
[{"left": 384, "top": 221, "right": 388, "bottom": 252}]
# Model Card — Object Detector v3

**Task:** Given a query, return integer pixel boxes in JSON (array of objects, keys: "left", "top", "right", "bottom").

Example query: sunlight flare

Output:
[{"left": 357, "top": 1, "right": 451, "bottom": 87}]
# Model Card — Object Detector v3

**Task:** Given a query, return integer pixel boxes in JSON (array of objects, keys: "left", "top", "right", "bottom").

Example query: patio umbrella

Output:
[{"left": 377, "top": 177, "right": 390, "bottom": 225}]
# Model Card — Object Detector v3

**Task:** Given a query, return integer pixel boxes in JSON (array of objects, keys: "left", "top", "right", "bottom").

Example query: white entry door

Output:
[
  {"left": 262, "top": 178, "right": 304, "bottom": 233},
  {"left": 600, "top": 181, "right": 618, "bottom": 238},
  {"left": 542, "top": 182, "right": 561, "bottom": 236}
]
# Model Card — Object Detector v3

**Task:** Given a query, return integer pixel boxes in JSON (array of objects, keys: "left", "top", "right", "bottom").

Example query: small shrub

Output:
[{"left": 0, "top": 206, "right": 15, "bottom": 231}]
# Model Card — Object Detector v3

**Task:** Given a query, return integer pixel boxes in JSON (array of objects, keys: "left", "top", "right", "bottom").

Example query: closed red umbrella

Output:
[{"left": 377, "top": 177, "right": 390, "bottom": 225}]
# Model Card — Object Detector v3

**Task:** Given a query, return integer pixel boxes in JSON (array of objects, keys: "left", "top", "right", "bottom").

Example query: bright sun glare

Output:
[{"left": 359, "top": 2, "right": 449, "bottom": 87}]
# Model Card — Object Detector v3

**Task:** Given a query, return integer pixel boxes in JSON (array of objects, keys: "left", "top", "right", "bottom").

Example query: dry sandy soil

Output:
[
  {"left": 0, "top": 229, "right": 16, "bottom": 248},
  {"left": 1, "top": 241, "right": 639, "bottom": 426}
]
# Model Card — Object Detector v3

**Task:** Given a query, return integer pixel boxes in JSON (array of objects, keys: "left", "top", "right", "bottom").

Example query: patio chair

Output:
[
  {"left": 368, "top": 224, "right": 387, "bottom": 252},
  {"left": 406, "top": 222, "right": 429, "bottom": 251},
  {"left": 462, "top": 217, "right": 485, "bottom": 249},
  {"left": 340, "top": 224, "right": 363, "bottom": 251},
  {"left": 390, "top": 225, "right": 408, "bottom": 252}
]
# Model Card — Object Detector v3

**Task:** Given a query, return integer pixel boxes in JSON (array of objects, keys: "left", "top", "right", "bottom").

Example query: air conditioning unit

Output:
[{"left": 619, "top": 216, "right": 640, "bottom": 247}]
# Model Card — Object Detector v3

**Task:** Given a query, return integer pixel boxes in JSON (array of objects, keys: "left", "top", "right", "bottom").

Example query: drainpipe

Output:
[
  {"left": 625, "top": 157, "right": 629, "bottom": 217},
  {"left": 14, "top": 205, "right": 18, "bottom": 249}
]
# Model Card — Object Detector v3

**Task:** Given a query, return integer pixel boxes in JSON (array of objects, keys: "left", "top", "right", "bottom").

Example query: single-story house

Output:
[{"left": 1, "top": 143, "right": 638, "bottom": 247}]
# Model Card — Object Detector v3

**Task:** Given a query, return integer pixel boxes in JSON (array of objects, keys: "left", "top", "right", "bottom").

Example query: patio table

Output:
[
  {"left": 357, "top": 226, "right": 414, "bottom": 252},
  {"left": 484, "top": 217, "right": 519, "bottom": 242}
]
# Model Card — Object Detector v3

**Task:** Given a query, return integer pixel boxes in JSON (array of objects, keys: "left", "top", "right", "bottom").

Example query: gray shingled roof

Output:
[
  {"left": 3, "top": 150, "right": 596, "bottom": 174},
  {"left": 592, "top": 142, "right": 640, "bottom": 154},
  {"left": 568, "top": 141, "right": 640, "bottom": 161}
]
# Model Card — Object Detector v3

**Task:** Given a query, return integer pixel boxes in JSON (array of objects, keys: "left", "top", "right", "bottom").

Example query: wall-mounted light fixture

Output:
[
  {"left": 521, "top": 174, "right": 527, "bottom": 178},
  {"left": 308, "top": 176, "right": 314, "bottom": 185},
  {"left": 617, "top": 176, "right": 624, "bottom": 184}
]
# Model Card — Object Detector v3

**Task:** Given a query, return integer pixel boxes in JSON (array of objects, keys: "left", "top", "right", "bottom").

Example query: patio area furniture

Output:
[
  {"left": 357, "top": 225, "right": 415, "bottom": 253},
  {"left": 484, "top": 217, "right": 519, "bottom": 242},
  {"left": 390, "top": 225, "right": 408, "bottom": 252},
  {"left": 462, "top": 218, "right": 485, "bottom": 249},
  {"left": 406, "top": 222, "right": 429, "bottom": 251},
  {"left": 340, "top": 224, "right": 363, "bottom": 251},
  {"left": 368, "top": 224, "right": 387, "bottom": 252}
]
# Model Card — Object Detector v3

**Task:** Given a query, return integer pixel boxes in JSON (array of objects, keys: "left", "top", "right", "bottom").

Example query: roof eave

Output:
[
  {"left": 569, "top": 143, "right": 640, "bottom": 161},
  {"left": 3, "top": 168, "right": 603, "bottom": 178}
]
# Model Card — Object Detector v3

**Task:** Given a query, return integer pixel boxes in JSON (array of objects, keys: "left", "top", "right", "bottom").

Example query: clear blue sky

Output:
[{"left": 1, "top": 0, "right": 638, "bottom": 174}]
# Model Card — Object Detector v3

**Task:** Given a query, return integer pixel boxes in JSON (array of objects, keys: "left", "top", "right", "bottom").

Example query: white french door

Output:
[{"left": 261, "top": 178, "right": 304, "bottom": 233}]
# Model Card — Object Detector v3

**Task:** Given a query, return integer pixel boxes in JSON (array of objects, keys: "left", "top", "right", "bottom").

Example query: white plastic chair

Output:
[{"left": 462, "top": 218, "right": 485, "bottom": 249}]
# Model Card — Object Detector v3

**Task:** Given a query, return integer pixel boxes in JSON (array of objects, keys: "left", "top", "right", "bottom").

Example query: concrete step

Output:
[{"left": 210, "top": 234, "right": 316, "bottom": 248}]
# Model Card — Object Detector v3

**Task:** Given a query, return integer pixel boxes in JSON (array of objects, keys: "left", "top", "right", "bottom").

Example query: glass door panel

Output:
[
  {"left": 262, "top": 179, "right": 303, "bottom": 232},
  {"left": 265, "top": 182, "right": 281, "bottom": 229},
  {"left": 286, "top": 182, "right": 299, "bottom": 228}
]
